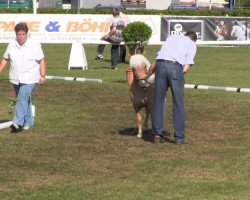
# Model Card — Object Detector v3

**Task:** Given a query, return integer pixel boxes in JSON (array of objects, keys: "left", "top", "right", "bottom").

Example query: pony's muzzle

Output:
[{"left": 139, "top": 80, "right": 147, "bottom": 88}]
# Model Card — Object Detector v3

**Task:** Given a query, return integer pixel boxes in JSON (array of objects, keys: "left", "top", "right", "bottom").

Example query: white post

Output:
[{"left": 33, "top": 0, "right": 37, "bottom": 14}]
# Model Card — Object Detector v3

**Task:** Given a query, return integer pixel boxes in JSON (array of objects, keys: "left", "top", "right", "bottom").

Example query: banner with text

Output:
[
  {"left": 0, "top": 15, "right": 249, "bottom": 45},
  {"left": 0, "top": 14, "right": 161, "bottom": 44}
]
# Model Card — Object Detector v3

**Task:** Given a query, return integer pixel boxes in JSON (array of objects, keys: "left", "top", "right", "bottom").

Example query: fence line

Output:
[
  {"left": 185, "top": 84, "right": 250, "bottom": 93},
  {"left": 45, "top": 76, "right": 102, "bottom": 83}
]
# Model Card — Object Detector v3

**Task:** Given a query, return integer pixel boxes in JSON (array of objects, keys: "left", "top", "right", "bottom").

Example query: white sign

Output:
[{"left": 0, "top": 14, "right": 161, "bottom": 44}]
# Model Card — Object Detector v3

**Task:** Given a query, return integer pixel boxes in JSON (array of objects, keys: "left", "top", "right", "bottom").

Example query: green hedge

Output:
[
  {"left": 0, "top": 8, "right": 249, "bottom": 17},
  {"left": 237, "top": 0, "right": 250, "bottom": 7}
]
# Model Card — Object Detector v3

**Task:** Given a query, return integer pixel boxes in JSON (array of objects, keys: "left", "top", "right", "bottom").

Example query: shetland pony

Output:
[{"left": 129, "top": 46, "right": 154, "bottom": 138}]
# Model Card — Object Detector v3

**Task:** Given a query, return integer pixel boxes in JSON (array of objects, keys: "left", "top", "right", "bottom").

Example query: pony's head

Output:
[
  {"left": 132, "top": 61, "right": 154, "bottom": 88},
  {"left": 129, "top": 45, "right": 154, "bottom": 88},
  {"left": 133, "top": 63, "right": 149, "bottom": 88}
]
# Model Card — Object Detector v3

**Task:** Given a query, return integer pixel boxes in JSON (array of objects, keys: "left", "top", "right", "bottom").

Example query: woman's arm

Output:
[
  {"left": 101, "top": 26, "right": 117, "bottom": 40},
  {"left": 0, "top": 58, "right": 9, "bottom": 74},
  {"left": 39, "top": 58, "right": 46, "bottom": 85}
]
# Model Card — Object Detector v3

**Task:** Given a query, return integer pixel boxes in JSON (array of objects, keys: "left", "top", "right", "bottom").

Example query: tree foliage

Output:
[{"left": 122, "top": 21, "right": 152, "bottom": 47}]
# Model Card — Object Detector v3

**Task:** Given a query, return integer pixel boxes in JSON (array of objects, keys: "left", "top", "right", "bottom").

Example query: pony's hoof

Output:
[{"left": 136, "top": 133, "right": 142, "bottom": 138}]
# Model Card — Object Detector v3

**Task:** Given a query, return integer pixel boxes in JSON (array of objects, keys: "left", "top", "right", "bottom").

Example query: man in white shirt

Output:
[
  {"left": 0, "top": 22, "right": 46, "bottom": 132},
  {"left": 147, "top": 31, "right": 197, "bottom": 144}
]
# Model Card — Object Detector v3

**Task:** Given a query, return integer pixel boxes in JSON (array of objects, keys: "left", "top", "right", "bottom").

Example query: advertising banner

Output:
[
  {"left": 0, "top": 14, "right": 249, "bottom": 45},
  {"left": 0, "top": 14, "right": 161, "bottom": 44},
  {"left": 161, "top": 17, "right": 203, "bottom": 41},
  {"left": 161, "top": 16, "right": 249, "bottom": 43},
  {"left": 204, "top": 18, "right": 247, "bottom": 41}
]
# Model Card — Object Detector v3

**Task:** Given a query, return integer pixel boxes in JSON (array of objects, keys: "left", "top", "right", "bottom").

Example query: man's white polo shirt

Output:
[{"left": 4, "top": 38, "right": 44, "bottom": 85}]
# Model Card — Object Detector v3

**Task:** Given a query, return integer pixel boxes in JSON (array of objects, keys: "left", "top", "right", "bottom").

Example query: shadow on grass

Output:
[
  {"left": 92, "top": 58, "right": 129, "bottom": 70},
  {"left": 100, "top": 59, "right": 129, "bottom": 65},
  {"left": 92, "top": 66, "right": 111, "bottom": 70},
  {"left": 119, "top": 128, "right": 173, "bottom": 144},
  {"left": 92, "top": 66, "right": 128, "bottom": 70},
  {"left": 118, "top": 127, "right": 155, "bottom": 143}
]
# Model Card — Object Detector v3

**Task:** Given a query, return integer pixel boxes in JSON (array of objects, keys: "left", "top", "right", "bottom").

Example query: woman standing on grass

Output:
[
  {"left": 99, "top": 7, "right": 126, "bottom": 70},
  {"left": 0, "top": 22, "right": 46, "bottom": 132}
]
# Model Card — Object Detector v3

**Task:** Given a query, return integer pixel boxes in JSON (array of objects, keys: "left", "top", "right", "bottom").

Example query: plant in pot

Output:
[{"left": 122, "top": 21, "right": 152, "bottom": 85}]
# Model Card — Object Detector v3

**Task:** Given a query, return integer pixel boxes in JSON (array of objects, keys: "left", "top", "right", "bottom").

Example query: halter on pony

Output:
[{"left": 132, "top": 65, "right": 152, "bottom": 88}]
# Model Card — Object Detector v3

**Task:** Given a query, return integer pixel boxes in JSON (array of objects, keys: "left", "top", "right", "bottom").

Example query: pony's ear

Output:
[
  {"left": 128, "top": 52, "right": 132, "bottom": 58},
  {"left": 129, "top": 46, "right": 136, "bottom": 56}
]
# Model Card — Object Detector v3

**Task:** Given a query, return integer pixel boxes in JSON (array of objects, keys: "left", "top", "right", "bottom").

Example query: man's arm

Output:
[
  {"left": 183, "top": 64, "right": 191, "bottom": 74},
  {"left": 146, "top": 61, "right": 156, "bottom": 79}
]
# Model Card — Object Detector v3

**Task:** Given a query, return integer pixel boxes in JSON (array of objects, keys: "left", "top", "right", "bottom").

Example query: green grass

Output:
[{"left": 0, "top": 44, "right": 249, "bottom": 199}]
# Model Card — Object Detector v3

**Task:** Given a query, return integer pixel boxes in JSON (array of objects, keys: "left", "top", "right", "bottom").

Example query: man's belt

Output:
[{"left": 156, "top": 59, "right": 180, "bottom": 65}]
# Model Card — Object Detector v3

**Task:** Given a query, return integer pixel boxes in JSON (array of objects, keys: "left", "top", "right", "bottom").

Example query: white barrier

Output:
[
  {"left": 0, "top": 121, "right": 13, "bottom": 130},
  {"left": 185, "top": 84, "right": 250, "bottom": 93},
  {"left": 45, "top": 76, "right": 102, "bottom": 83}
]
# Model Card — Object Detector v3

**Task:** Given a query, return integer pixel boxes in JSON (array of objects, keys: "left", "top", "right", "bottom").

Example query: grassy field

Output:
[{"left": 0, "top": 44, "right": 249, "bottom": 200}]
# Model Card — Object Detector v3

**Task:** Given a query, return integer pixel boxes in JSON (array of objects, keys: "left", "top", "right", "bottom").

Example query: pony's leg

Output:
[
  {"left": 143, "top": 109, "right": 150, "bottom": 131},
  {"left": 136, "top": 112, "right": 143, "bottom": 138}
]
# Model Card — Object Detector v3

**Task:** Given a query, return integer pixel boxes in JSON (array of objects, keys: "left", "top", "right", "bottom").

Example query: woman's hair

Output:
[
  {"left": 112, "top": 7, "right": 120, "bottom": 17},
  {"left": 14, "top": 22, "right": 29, "bottom": 34}
]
